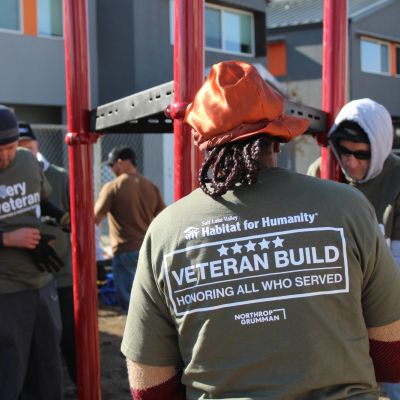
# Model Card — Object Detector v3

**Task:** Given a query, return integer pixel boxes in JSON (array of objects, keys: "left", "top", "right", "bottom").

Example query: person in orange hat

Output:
[{"left": 122, "top": 61, "right": 400, "bottom": 400}]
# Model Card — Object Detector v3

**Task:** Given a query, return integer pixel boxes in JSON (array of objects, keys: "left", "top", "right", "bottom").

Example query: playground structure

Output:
[{"left": 63, "top": 0, "right": 347, "bottom": 398}]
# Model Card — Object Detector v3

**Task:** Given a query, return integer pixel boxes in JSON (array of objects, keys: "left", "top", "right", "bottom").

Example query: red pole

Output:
[
  {"left": 174, "top": 0, "right": 205, "bottom": 201},
  {"left": 63, "top": 0, "right": 101, "bottom": 399},
  {"left": 320, "top": 0, "right": 347, "bottom": 181}
]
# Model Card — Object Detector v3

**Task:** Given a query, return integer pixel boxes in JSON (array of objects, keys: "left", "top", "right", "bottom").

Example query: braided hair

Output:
[{"left": 199, "top": 135, "right": 274, "bottom": 197}]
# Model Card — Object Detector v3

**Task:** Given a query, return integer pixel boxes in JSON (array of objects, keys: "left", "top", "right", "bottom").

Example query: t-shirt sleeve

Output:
[
  {"left": 361, "top": 215, "right": 400, "bottom": 328},
  {"left": 40, "top": 168, "right": 52, "bottom": 200},
  {"left": 154, "top": 187, "right": 166, "bottom": 216},
  {"left": 121, "top": 234, "right": 182, "bottom": 366},
  {"left": 94, "top": 183, "right": 113, "bottom": 216},
  {"left": 391, "top": 192, "right": 400, "bottom": 241}
]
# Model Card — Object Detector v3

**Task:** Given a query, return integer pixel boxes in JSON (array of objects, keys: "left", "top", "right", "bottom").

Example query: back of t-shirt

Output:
[
  {"left": 95, "top": 172, "right": 166, "bottom": 254},
  {"left": 122, "top": 167, "right": 400, "bottom": 400}
]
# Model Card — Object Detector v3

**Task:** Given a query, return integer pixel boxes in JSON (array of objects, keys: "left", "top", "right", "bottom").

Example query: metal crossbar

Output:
[
  {"left": 90, "top": 81, "right": 174, "bottom": 133},
  {"left": 283, "top": 101, "right": 327, "bottom": 134},
  {"left": 90, "top": 81, "right": 328, "bottom": 135}
]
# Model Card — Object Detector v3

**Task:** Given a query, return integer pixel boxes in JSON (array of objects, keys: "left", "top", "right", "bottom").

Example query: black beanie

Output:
[
  {"left": 18, "top": 122, "right": 37, "bottom": 141},
  {"left": 0, "top": 106, "right": 19, "bottom": 146},
  {"left": 329, "top": 120, "right": 370, "bottom": 144}
]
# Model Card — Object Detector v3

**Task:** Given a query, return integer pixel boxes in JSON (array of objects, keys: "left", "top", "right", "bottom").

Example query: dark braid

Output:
[
  {"left": 211, "top": 146, "right": 229, "bottom": 192},
  {"left": 244, "top": 138, "right": 262, "bottom": 183},
  {"left": 199, "top": 147, "right": 219, "bottom": 197},
  {"left": 211, "top": 145, "right": 243, "bottom": 196},
  {"left": 199, "top": 135, "right": 273, "bottom": 197}
]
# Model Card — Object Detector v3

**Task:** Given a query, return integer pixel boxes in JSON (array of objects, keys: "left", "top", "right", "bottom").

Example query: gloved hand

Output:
[
  {"left": 41, "top": 216, "right": 59, "bottom": 227},
  {"left": 60, "top": 212, "right": 71, "bottom": 233},
  {"left": 29, "top": 233, "right": 64, "bottom": 273}
]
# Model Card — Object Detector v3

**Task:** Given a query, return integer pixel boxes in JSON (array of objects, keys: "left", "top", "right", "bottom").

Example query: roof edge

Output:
[
  {"left": 350, "top": 0, "right": 399, "bottom": 22},
  {"left": 355, "top": 29, "right": 400, "bottom": 44}
]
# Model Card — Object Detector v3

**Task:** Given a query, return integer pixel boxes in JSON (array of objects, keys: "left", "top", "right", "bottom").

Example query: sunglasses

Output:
[{"left": 338, "top": 144, "right": 371, "bottom": 160}]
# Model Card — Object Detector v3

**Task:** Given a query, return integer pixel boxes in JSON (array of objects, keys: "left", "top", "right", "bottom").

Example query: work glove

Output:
[
  {"left": 41, "top": 214, "right": 71, "bottom": 233},
  {"left": 41, "top": 216, "right": 59, "bottom": 227},
  {"left": 60, "top": 212, "right": 71, "bottom": 233},
  {"left": 29, "top": 233, "right": 64, "bottom": 273}
]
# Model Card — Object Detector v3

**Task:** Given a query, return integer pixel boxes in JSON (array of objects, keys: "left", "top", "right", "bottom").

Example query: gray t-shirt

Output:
[
  {"left": 122, "top": 167, "right": 400, "bottom": 400},
  {"left": 0, "top": 148, "right": 53, "bottom": 294}
]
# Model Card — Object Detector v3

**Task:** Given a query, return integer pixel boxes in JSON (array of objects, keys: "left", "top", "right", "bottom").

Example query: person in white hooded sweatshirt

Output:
[{"left": 308, "top": 98, "right": 400, "bottom": 399}]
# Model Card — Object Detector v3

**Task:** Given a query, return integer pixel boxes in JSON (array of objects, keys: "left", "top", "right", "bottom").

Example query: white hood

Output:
[
  {"left": 37, "top": 152, "right": 50, "bottom": 172},
  {"left": 328, "top": 98, "right": 393, "bottom": 183}
]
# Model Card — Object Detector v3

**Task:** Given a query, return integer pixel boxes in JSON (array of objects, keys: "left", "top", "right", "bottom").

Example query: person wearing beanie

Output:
[
  {"left": 18, "top": 122, "right": 77, "bottom": 387},
  {"left": 308, "top": 98, "right": 400, "bottom": 399},
  {"left": 0, "top": 106, "right": 68, "bottom": 399},
  {"left": 121, "top": 62, "right": 400, "bottom": 400}
]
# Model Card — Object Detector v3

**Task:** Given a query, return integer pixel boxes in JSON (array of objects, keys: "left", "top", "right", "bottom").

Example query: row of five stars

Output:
[{"left": 217, "top": 236, "right": 284, "bottom": 256}]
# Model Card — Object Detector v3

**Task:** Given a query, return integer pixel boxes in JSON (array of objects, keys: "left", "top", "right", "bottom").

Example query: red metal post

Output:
[
  {"left": 174, "top": 0, "right": 205, "bottom": 201},
  {"left": 320, "top": 0, "right": 347, "bottom": 181},
  {"left": 63, "top": 0, "right": 101, "bottom": 399}
]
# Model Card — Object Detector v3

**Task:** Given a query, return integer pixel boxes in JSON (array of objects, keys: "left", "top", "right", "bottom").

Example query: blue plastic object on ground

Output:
[{"left": 99, "top": 273, "right": 118, "bottom": 305}]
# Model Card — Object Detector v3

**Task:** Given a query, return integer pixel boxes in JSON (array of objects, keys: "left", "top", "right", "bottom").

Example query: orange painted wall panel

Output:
[
  {"left": 23, "top": 0, "right": 37, "bottom": 36},
  {"left": 268, "top": 42, "right": 287, "bottom": 77},
  {"left": 390, "top": 43, "right": 396, "bottom": 76}
]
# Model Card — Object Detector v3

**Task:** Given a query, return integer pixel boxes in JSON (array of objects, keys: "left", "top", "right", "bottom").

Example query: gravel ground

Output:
[{"left": 62, "top": 298, "right": 130, "bottom": 400}]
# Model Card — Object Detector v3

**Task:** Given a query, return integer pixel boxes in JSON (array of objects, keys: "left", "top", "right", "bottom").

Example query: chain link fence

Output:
[
  {"left": 32, "top": 124, "right": 69, "bottom": 169},
  {"left": 96, "top": 133, "right": 165, "bottom": 246},
  {"left": 31, "top": 125, "right": 166, "bottom": 249},
  {"left": 28, "top": 124, "right": 304, "bottom": 252},
  {"left": 98, "top": 133, "right": 164, "bottom": 193}
]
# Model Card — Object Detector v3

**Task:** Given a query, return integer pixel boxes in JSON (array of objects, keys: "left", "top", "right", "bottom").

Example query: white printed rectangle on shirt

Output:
[{"left": 163, "top": 227, "right": 349, "bottom": 317}]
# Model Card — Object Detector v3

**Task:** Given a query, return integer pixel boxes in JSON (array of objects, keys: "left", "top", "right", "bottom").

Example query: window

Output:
[
  {"left": 361, "top": 38, "right": 390, "bottom": 75},
  {"left": 205, "top": 7, "right": 221, "bottom": 49},
  {"left": 0, "top": 0, "right": 21, "bottom": 32},
  {"left": 37, "top": 0, "right": 63, "bottom": 37},
  {"left": 169, "top": 1, "right": 254, "bottom": 56},
  {"left": 206, "top": 5, "right": 253, "bottom": 55}
]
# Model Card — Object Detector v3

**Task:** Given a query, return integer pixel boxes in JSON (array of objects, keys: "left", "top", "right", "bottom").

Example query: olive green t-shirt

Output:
[
  {"left": 0, "top": 148, "right": 53, "bottom": 294},
  {"left": 307, "top": 154, "right": 400, "bottom": 243},
  {"left": 122, "top": 167, "right": 400, "bottom": 400},
  {"left": 42, "top": 164, "right": 73, "bottom": 288}
]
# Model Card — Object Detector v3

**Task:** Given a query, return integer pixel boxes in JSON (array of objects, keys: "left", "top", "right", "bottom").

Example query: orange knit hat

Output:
[{"left": 184, "top": 61, "right": 309, "bottom": 151}]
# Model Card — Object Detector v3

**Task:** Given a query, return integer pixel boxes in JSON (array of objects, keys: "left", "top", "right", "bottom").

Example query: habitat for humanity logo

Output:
[{"left": 184, "top": 227, "right": 199, "bottom": 240}]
